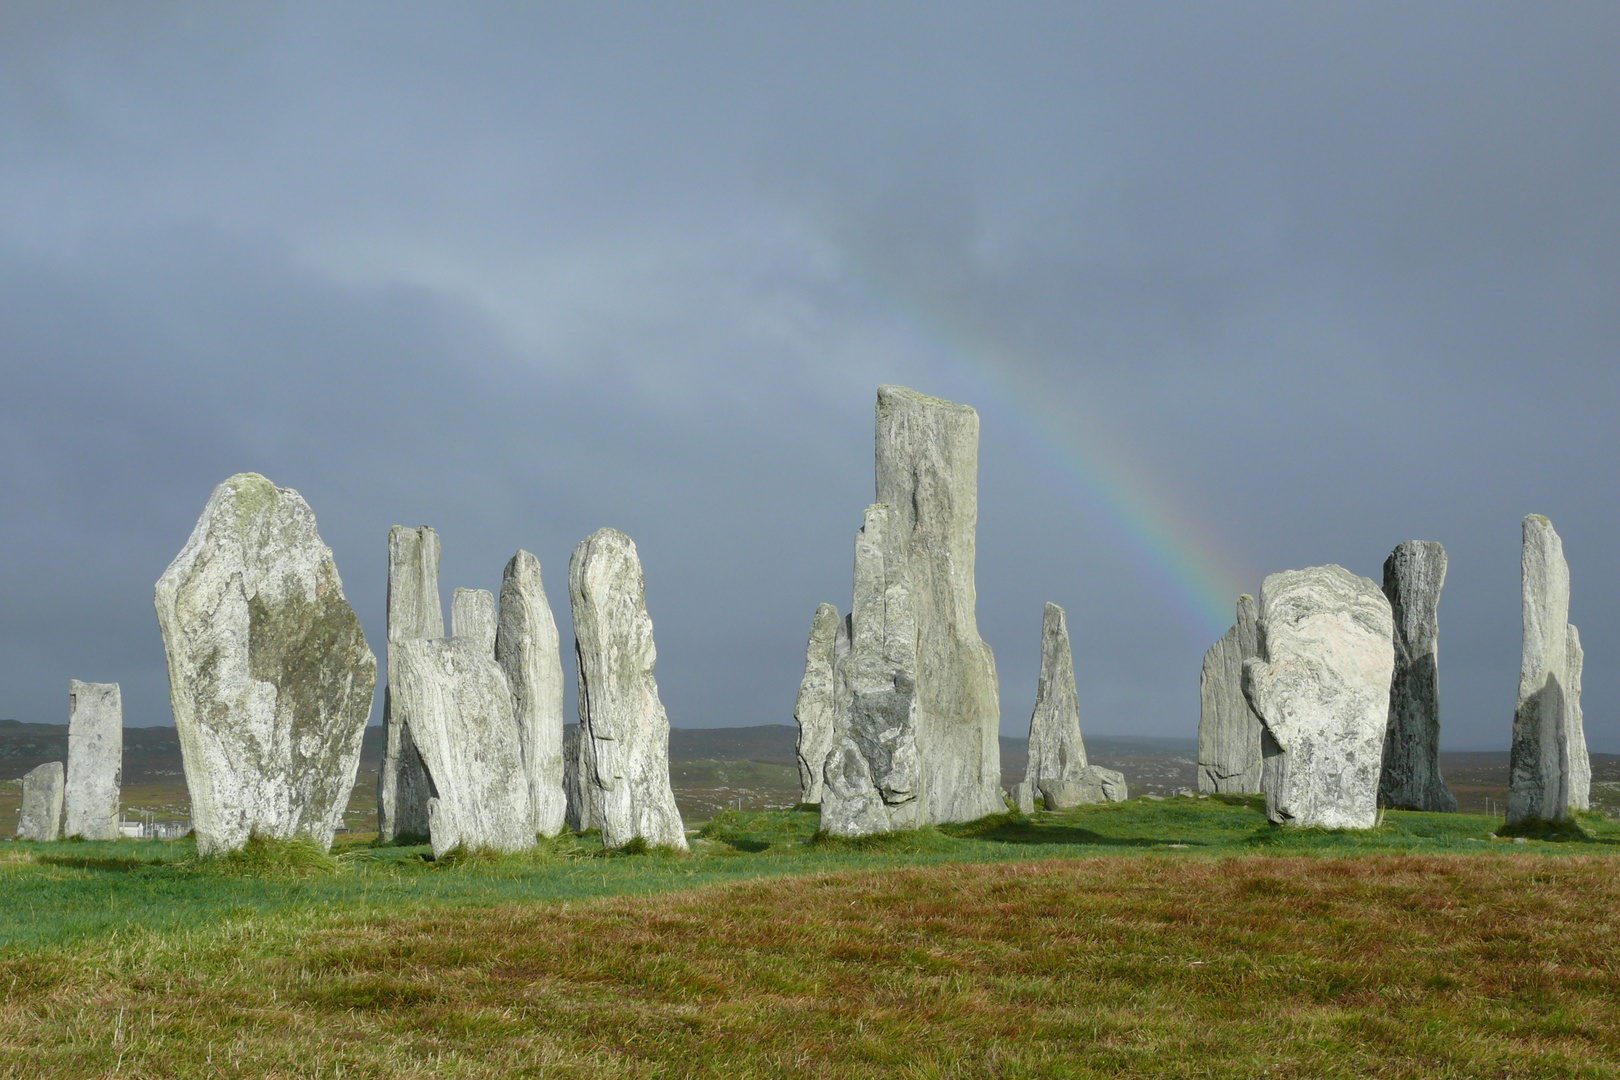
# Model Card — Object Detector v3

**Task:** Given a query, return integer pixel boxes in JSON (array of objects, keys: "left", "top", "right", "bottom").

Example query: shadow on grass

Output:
[
  {"left": 947, "top": 815, "right": 1195, "bottom": 848},
  {"left": 1494, "top": 815, "right": 1620, "bottom": 844},
  {"left": 35, "top": 854, "right": 175, "bottom": 872}
]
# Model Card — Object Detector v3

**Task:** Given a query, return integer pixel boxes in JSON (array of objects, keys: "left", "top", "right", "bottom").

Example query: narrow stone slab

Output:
[
  {"left": 17, "top": 762, "right": 63, "bottom": 842},
  {"left": 1197, "top": 595, "right": 1264, "bottom": 794},
  {"left": 1038, "top": 767, "right": 1127, "bottom": 810},
  {"left": 154, "top": 474, "right": 377, "bottom": 855},
  {"left": 563, "top": 724, "right": 596, "bottom": 832},
  {"left": 793, "top": 603, "right": 844, "bottom": 804},
  {"left": 1010, "top": 780, "right": 1035, "bottom": 814},
  {"left": 451, "top": 588, "right": 497, "bottom": 655},
  {"left": 569, "top": 528, "right": 687, "bottom": 850},
  {"left": 390, "top": 637, "right": 534, "bottom": 859},
  {"left": 1379, "top": 541, "right": 1457, "bottom": 812},
  {"left": 497, "top": 550, "right": 567, "bottom": 838},
  {"left": 1025, "top": 602, "right": 1090, "bottom": 789},
  {"left": 64, "top": 680, "right": 122, "bottom": 840},
  {"left": 1508, "top": 515, "right": 1589, "bottom": 823},
  {"left": 1243, "top": 565, "right": 1394, "bottom": 830},
  {"left": 379, "top": 525, "right": 441, "bottom": 843}
]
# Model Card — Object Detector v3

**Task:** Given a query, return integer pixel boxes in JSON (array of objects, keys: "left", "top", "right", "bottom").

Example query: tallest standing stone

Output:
[
  {"left": 377, "top": 525, "right": 442, "bottom": 842},
  {"left": 1379, "top": 541, "right": 1457, "bottom": 812}
]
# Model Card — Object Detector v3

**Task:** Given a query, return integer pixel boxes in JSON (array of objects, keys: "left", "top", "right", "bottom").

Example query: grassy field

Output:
[{"left": 3, "top": 797, "right": 1620, "bottom": 1077}]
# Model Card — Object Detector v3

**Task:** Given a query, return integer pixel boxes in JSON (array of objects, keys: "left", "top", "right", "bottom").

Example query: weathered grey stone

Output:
[
  {"left": 563, "top": 724, "right": 596, "bottom": 832},
  {"left": 390, "top": 637, "right": 534, "bottom": 858},
  {"left": 378, "top": 525, "right": 442, "bottom": 843},
  {"left": 1379, "top": 541, "right": 1457, "bottom": 812},
  {"left": 1025, "top": 602, "right": 1090, "bottom": 788},
  {"left": 1243, "top": 565, "right": 1394, "bottom": 830},
  {"left": 1010, "top": 780, "right": 1035, "bottom": 814},
  {"left": 793, "top": 603, "right": 844, "bottom": 804},
  {"left": 873, "top": 385, "right": 1003, "bottom": 825},
  {"left": 64, "top": 680, "right": 122, "bottom": 840},
  {"left": 451, "top": 588, "right": 498, "bottom": 655},
  {"left": 1197, "top": 595, "right": 1264, "bottom": 794},
  {"left": 1038, "top": 767, "right": 1127, "bottom": 810},
  {"left": 154, "top": 474, "right": 377, "bottom": 856},
  {"left": 496, "top": 550, "right": 567, "bottom": 838},
  {"left": 17, "top": 762, "right": 63, "bottom": 841},
  {"left": 569, "top": 528, "right": 687, "bottom": 850},
  {"left": 820, "top": 504, "right": 924, "bottom": 837},
  {"left": 1507, "top": 515, "right": 1590, "bottom": 824}
]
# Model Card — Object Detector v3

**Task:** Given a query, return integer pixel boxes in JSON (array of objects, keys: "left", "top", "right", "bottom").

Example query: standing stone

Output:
[
  {"left": 64, "top": 680, "right": 122, "bottom": 840},
  {"left": 378, "top": 525, "right": 442, "bottom": 843},
  {"left": 1023, "top": 603, "right": 1125, "bottom": 804},
  {"left": 1197, "top": 595, "right": 1264, "bottom": 794},
  {"left": 1242, "top": 565, "right": 1394, "bottom": 830},
  {"left": 451, "top": 588, "right": 498, "bottom": 655},
  {"left": 793, "top": 603, "right": 845, "bottom": 804},
  {"left": 390, "top": 637, "right": 533, "bottom": 858},
  {"left": 1507, "top": 515, "right": 1590, "bottom": 824},
  {"left": 1379, "top": 541, "right": 1457, "bottom": 812},
  {"left": 17, "top": 762, "right": 63, "bottom": 842},
  {"left": 497, "top": 550, "right": 567, "bottom": 838},
  {"left": 569, "top": 528, "right": 687, "bottom": 850},
  {"left": 1009, "top": 781, "right": 1035, "bottom": 814},
  {"left": 563, "top": 724, "right": 596, "bottom": 832},
  {"left": 154, "top": 474, "right": 377, "bottom": 856},
  {"left": 873, "top": 385, "right": 1003, "bottom": 824},
  {"left": 821, "top": 504, "right": 925, "bottom": 837}
]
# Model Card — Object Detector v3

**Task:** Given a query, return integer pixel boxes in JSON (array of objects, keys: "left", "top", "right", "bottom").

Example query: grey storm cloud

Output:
[{"left": 1, "top": 2, "right": 1617, "bottom": 751}]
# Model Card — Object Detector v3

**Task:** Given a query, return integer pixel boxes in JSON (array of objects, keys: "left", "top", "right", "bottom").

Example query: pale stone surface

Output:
[
  {"left": 1379, "top": 541, "right": 1457, "bottom": 812},
  {"left": 17, "top": 762, "right": 63, "bottom": 841},
  {"left": 154, "top": 474, "right": 377, "bottom": 856},
  {"left": 1038, "top": 767, "right": 1127, "bottom": 810},
  {"left": 1010, "top": 780, "right": 1035, "bottom": 814},
  {"left": 452, "top": 588, "right": 498, "bottom": 655},
  {"left": 64, "top": 680, "right": 123, "bottom": 840},
  {"left": 1507, "top": 516, "right": 1590, "bottom": 823},
  {"left": 793, "top": 603, "right": 844, "bottom": 804},
  {"left": 569, "top": 528, "right": 687, "bottom": 850},
  {"left": 873, "top": 385, "right": 1003, "bottom": 825},
  {"left": 563, "top": 724, "right": 596, "bottom": 832},
  {"left": 1243, "top": 565, "right": 1394, "bottom": 830},
  {"left": 497, "top": 550, "right": 567, "bottom": 838},
  {"left": 390, "top": 637, "right": 534, "bottom": 858},
  {"left": 1025, "top": 603, "right": 1090, "bottom": 788},
  {"left": 379, "top": 525, "right": 442, "bottom": 843},
  {"left": 820, "top": 504, "right": 924, "bottom": 837},
  {"left": 1197, "top": 595, "right": 1264, "bottom": 794}
]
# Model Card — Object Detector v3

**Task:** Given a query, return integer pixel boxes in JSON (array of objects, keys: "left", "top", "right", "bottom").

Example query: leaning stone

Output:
[
  {"left": 497, "top": 550, "right": 567, "bottom": 838},
  {"left": 390, "top": 637, "right": 534, "bottom": 859},
  {"left": 1197, "top": 595, "right": 1264, "bottom": 794},
  {"left": 569, "top": 528, "right": 687, "bottom": 850},
  {"left": 793, "top": 603, "right": 844, "bottom": 804},
  {"left": 1038, "top": 767, "right": 1127, "bottom": 811},
  {"left": 64, "top": 680, "right": 122, "bottom": 840},
  {"left": 1025, "top": 602, "right": 1090, "bottom": 789},
  {"left": 17, "top": 762, "right": 63, "bottom": 841},
  {"left": 451, "top": 588, "right": 498, "bottom": 655},
  {"left": 154, "top": 474, "right": 377, "bottom": 856},
  {"left": 1010, "top": 780, "right": 1035, "bottom": 815},
  {"left": 379, "top": 525, "right": 442, "bottom": 843},
  {"left": 1243, "top": 565, "right": 1393, "bottom": 830},
  {"left": 1508, "top": 516, "right": 1589, "bottom": 823},
  {"left": 1379, "top": 541, "right": 1457, "bottom": 812}
]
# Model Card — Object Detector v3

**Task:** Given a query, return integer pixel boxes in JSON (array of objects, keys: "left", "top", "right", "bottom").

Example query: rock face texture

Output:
[
  {"left": 563, "top": 724, "right": 596, "bottom": 832},
  {"left": 1379, "top": 542, "right": 1457, "bottom": 812},
  {"left": 389, "top": 637, "right": 534, "bottom": 858},
  {"left": 378, "top": 525, "right": 442, "bottom": 843},
  {"left": 569, "top": 528, "right": 687, "bottom": 850},
  {"left": 496, "top": 550, "right": 567, "bottom": 838},
  {"left": 1198, "top": 595, "right": 1264, "bottom": 794},
  {"left": 1025, "top": 603, "right": 1090, "bottom": 788},
  {"left": 17, "top": 762, "right": 63, "bottom": 841},
  {"left": 1243, "top": 565, "right": 1395, "bottom": 830},
  {"left": 451, "top": 588, "right": 498, "bottom": 655},
  {"left": 1508, "top": 516, "right": 1590, "bottom": 824},
  {"left": 154, "top": 474, "right": 377, "bottom": 856},
  {"left": 1039, "top": 769, "right": 1127, "bottom": 810},
  {"left": 1010, "top": 781, "right": 1035, "bottom": 814},
  {"left": 793, "top": 603, "right": 845, "bottom": 804},
  {"left": 64, "top": 680, "right": 122, "bottom": 840}
]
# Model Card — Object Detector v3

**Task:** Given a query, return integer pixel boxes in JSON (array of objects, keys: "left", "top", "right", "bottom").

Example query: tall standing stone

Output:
[
  {"left": 1024, "top": 603, "right": 1126, "bottom": 804},
  {"left": 154, "top": 474, "right": 377, "bottom": 856},
  {"left": 569, "top": 528, "right": 687, "bottom": 850},
  {"left": 378, "top": 525, "right": 442, "bottom": 843},
  {"left": 17, "top": 762, "right": 63, "bottom": 842},
  {"left": 793, "top": 603, "right": 845, "bottom": 804},
  {"left": 1243, "top": 565, "right": 1394, "bottom": 830},
  {"left": 64, "top": 680, "right": 123, "bottom": 840},
  {"left": 1379, "top": 541, "right": 1457, "bottom": 812},
  {"left": 451, "top": 588, "right": 498, "bottom": 655},
  {"left": 497, "top": 550, "right": 567, "bottom": 838},
  {"left": 873, "top": 385, "right": 1003, "bottom": 824},
  {"left": 1507, "top": 515, "right": 1590, "bottom": 824},
  {"left": 1198, "top": 595, "right": 1264, "bottom": 794}
]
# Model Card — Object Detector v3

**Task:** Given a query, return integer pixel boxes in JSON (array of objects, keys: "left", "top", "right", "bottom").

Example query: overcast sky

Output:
[{"left": 2, "top": 3, "right": 1616, "bottom": 752}]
